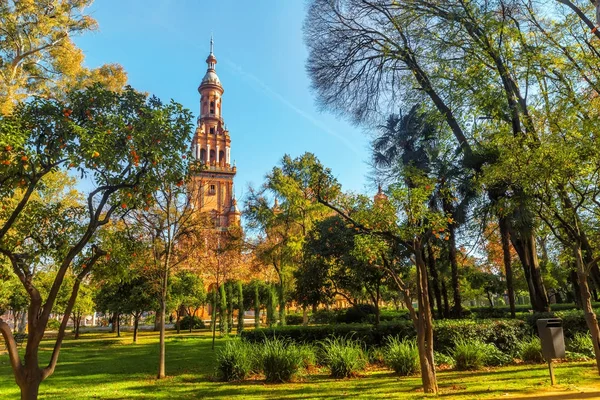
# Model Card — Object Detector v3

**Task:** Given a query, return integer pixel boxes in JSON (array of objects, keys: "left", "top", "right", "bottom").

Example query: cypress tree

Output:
[
  {"left": 237, "top": 281, "right": 244, "bottom": 334},
  {"left": 219, "top": 284, "right": 227, "bottom": 335},
  {"left": 254, "top": 284, "right": 260, "bottom": 329},
  {"left": 227, "top": 282, "right": 234, "bottom": 333},
  {"left": 266, "top": 285, "right": 276, "bottom": 327}
]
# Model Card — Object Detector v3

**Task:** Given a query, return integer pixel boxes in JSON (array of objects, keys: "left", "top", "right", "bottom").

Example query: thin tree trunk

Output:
[
  {"left": 254, "top": 285, "right": 260, "bottom": 329},
  {"left": 511, "top": 232, "right": 549, "bottom": 312},
  {"left": 414, "top": 240, "right": 438, "bottom": 394},
  {"left": 426, "top": 244, "right": 443, "bottom": 319},
  {"left": 499, "top": 217, "right": 516, "bottom": 318},
  {"left": 574, "top": 245, "right": 600, "bottom": 373},
  {"left": 133, "top": 315, "right": 139, "bottom": 344},
  {"left": 441, "top": 280, "right": 450, "bottom": 318},
  {"left": 157, "top": 254, "right": 169, "bottom": 379}
]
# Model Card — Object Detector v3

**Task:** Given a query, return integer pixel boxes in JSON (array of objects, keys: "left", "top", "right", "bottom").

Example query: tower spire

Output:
[{"left": 210, "top": 34, "right": 214, "bottom": 55}]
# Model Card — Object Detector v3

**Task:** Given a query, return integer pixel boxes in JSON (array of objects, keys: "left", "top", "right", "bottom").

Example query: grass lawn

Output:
[{"left": 1, "top": 330, "right": 600, "bottom": 399}]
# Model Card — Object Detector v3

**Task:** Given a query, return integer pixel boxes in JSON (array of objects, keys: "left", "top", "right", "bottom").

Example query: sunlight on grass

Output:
[{"left": 1, "top": 330, "right": 600, "bottom": 399}]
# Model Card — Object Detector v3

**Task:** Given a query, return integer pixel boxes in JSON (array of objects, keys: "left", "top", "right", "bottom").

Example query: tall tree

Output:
[
  {"left": 0, "top": 0, "right": 127, "bottom": 114},
  {"left": 0, "top": 86, "right": 192, "bottom": 399},
  {"left": 245, "top": 153, "right": 334, "bottom": 326}
]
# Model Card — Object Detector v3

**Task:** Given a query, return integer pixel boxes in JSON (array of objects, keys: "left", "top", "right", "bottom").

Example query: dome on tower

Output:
[
  {"left": 201, "top": 70, "right": 221, "bottom": 86},
  {"left": 199, "top": 36, "right": 222, "bottom": 88}
]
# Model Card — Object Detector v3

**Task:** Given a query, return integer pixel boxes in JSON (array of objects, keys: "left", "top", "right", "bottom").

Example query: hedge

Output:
[{"left": 241, "top": 319, "right": 529, "bottom": 354}]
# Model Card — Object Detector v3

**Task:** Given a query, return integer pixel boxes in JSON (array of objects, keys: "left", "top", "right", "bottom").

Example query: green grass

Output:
[{"left": 1, "top": 330, "right": 600, "bottom": 399}]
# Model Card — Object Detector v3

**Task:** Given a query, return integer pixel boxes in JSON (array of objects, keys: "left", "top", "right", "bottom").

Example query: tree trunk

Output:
[
  {"left": 278, "top": 281, "right": 286, "bottom": 327},
  {"left": 511, "top": 232, "right": 549, "bottom": 312},
  {"left": 414, "top": 240, "right": 438, "bottom": 394},
  {"left": 569, "top": 268, "right": 582, "bottom": 308},
  {"left": 447, "top": 224, "right": 462, "bottom": 317},
  {"left": 110, "top": 313, "right": 117, "bottom": 333},
  {"left": 574, "top": 245, "right": 600, "bottom": 373},
  {"left": 176, "top": 311, "right": 181, "bottom": 334},
  {"left": 154, "top": 310, "right": 162, "bottom": 332},
  {"left": 426, "top": 244, "right": 443, "bottom": 319},
  {"left": 74, "top": 314, "right": 81, "bottom": 340},
  {"left": 499, "top": 217, "right": 516, "bottom": 318},
  {"left": 441, "top": 280, "right": 450, "bottom": 318},
  {"left": 18, "top": 378, "right": 41, "bottom": 400},
  {"left": 116, "top": 314, "right": 121, "bottom": 338},
  {"left": 133, "top": 315, "right": 139, "bottom": 344},
  {"left": 254, "top": 286, "right": 260, "bottom": 329},
  {"left": 302, "top": 305, "right": 308, "bottom": 326},
  {"left": 157, "top": 267, "right": 168, "bottom": 379}
]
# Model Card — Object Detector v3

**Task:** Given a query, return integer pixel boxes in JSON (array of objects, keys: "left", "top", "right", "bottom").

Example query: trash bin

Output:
[{"left": 536, "top": 318, "right": 565, "bottom": 360}]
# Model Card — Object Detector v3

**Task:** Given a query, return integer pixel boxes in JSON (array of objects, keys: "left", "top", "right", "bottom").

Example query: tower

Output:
[{"left": 191, "top": 38, "right": 240, "bottom": 228}]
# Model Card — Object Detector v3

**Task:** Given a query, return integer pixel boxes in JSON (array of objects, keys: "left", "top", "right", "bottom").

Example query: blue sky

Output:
[{"left": 75, "top": 0, "right": 372, "bottom": 203}]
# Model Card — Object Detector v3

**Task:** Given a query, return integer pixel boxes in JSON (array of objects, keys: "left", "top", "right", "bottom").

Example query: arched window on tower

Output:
[
  {"left": 209, "top": 149, "right": 215, "bottom": 164},
  {"left": 200, "top": 148, "right": 206, "bottom": 163},
  {"left": 210, "top": 101, "right": 215, "bottom": 115},
  {"left": 219, "top": 150, "right": 225, "bottom": 166}
]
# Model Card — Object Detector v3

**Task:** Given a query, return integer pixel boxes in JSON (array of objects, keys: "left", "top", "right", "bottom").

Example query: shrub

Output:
[
  {"left": 434, "top": 352, "right": 454, "bottom": 368},
  {"left": 367, "top": 347, "right": 385, "bottom": 365},
  {"left": 383, "top": 337, "right": 419, "bottom": 376},
  {"left": 320, "top": 336, "right": 367, "bottom": 378},
  {"left": 297, "top": 344, "right": 318, "bottom": 369},
  {"left": 451, "top": 339, "right": 488, "bottom": 370},
  {"left": 47, "top": 319, "right": 61, "bottom": 331},
  {"left": 310, "top": 309, "right": 340, "bottom": 325},
  {"left": 482, "top": 343, "right": 513, "bottom": 366},
  {"left": 285, "top": 313, "right": 304, "bottom": 325},
  {"left": 435, "top": 319, "right": 528, "bottom": 356},
  {"left": 518, "top": 337, "right": 544, "bottom": 363},
  {"left": 567, "top": 333, "right": 594, "bottom": 358},
  {"left": 339, "top": 304, "right": 377, "bottom": 324},
  {"left": 215, "top": 339, "right": 253, "bottom": 381},
  {"left": 241, "top": 319, "right": 529, "bottom": 354},
  {"left": 261, "top": 338, "right": 303, "bottom": 383},
  {"left": 179, "top": 316, "right": 206, "bottom": 330}
]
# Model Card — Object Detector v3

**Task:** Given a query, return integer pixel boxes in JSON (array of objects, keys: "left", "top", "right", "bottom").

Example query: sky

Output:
[{"left": 74, "top": 0, "right": 373, "bottom": 205}]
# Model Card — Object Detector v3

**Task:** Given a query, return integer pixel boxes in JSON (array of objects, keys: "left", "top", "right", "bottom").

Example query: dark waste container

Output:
[{"left": 536, "top": 318, "right": 565, "bottom": 360}]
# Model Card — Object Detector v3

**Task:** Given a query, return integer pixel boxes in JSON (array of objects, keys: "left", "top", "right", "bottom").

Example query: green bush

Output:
[
  {"left": 215, "top": 339, "right": 253, "bottom": 381},
  {"left": 434, "top": 351, "right": 454, "bottom": 367},
  {"left": 451, "top": 339, "right": 488, "bottom": 370},
  {"left": 320, "top": 336, "right": 367, "bottom": 378},
  {"left": 435, "top": 319, "right": 528, "bottom": 356},
  {"left": 482, "top": 343, "right": 513, "bottom": 366},
  {"left": 296, "top": 344, "right": 318, "bottom": 369},
  {"left": 285, "top": 314, "right": 304, "bottom": 325},
  {"left": 47, "top": 319, "right": 61, "bottom": 331},
  {"left": 261, "top": 338, "right": 303, "bottom": 383},
  {"left": 567, "top": 333, "right": 594, "bottom": 358},
  {"left": 383, "top": 337, "right": 419, "bottom": 376},
  {"left": 367, "top": 347, "right": 385, "bottom": 365},
  {"left": 518, "top": 337, "right": 544, "bottom": 363},
  {"left": 179, "top": 316, "right": 206, "bottom": 330},
  {"left": 241, "top": 319, "right": 529, "bottom": 355},
  {"left": 310, "top": 309, "right": 340, "bottom": 324}
]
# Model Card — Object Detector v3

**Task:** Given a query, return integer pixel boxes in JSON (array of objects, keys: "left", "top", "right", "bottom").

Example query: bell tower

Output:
[{"left": 191, "top": 37, "right": 240, "bottom": 228}]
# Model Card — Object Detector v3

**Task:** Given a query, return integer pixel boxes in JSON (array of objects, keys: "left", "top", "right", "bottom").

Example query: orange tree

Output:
[{"left": 0, "top": 85, "right": 192, "bottom": 400}]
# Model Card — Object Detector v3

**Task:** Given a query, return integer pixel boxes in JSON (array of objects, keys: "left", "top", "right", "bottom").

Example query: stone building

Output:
[{"left": 190, "top": 38, "right": 240, "bottom": 228}]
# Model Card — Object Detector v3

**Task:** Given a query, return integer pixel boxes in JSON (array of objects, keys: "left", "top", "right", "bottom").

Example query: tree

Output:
[
  {"left": 0, "top": 85, "right": 192, "bottom": 399},
  {"left": 303, "top": 0, "right": 554, "bottom": 314},
  {"left": 219, "top": 283, "right": 227, "bottom": 335},
  {"left": 0, "top": 0, "right": 127, "bottom": 114},
  {"left": 254, "top": 284, "right": 260, "bottom": 328},
  {"left": 301, "top": 215, "right": 387, "bottom": 325},
  {"left": 69, "top": 280, "right": 94, "bottom": 339},
  {"left": 236, "top": 280, "right": 244, "bottom": 334},
  {"left": 170, "top": 270, "right": 206, "bottom": 334},
  {"left": 245, "top": 153, "right": 335, "bottom": 327}
]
